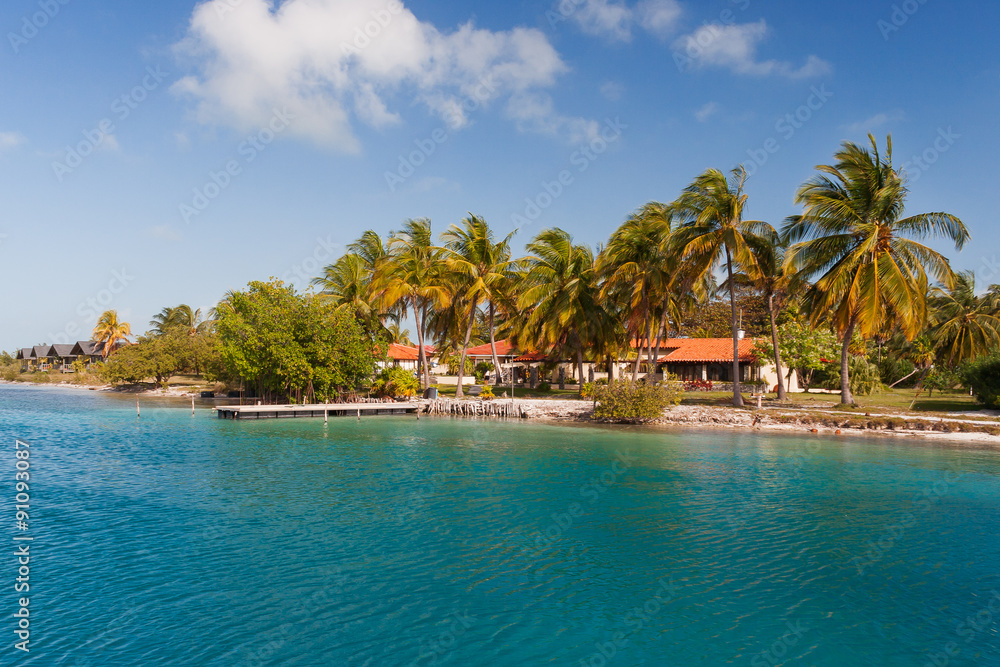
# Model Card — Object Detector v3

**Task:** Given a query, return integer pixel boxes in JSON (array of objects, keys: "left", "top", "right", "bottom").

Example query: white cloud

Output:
[
  {"left": 0, "top": 132, "right": 25, "bottom": 152},
  {"left": 600, "top": 81, "right": 624, "bottom": 101},
  {"left": 636, "top": 0, "right": 682, "bottom": 38},
  {"left": 564, "top": 0, "right": 681, "bottom": 41},
  {"left": 694, "top": 101, "right": 719, "bottom": 122},
  {"left": 173, "top": 0, "right": 582, "bottom": 152},
  {"left": 572, "top": 0, "right": 634, "bottom": 41},
  {"left": 842, "top": 110, "right": 905, "bottom": 134},
  {"left": 673, "top": 20, "right": 831, "bottom": 79}
]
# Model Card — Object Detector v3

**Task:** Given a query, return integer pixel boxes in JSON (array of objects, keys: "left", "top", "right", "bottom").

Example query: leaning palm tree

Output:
[
  {"left": 440, "top": 214, "right": 516, "bottom": 397},
  {"left": 92, "top": 310, "right": 132, "bottom": 359},
  {"left": 671, "top": 166, "right": 776, "bottom": 406},
  {"left": 374, "top": 219, "right": 450, "bottom": 389},
  {"left": 598, "top": 202, "right": 674, "bottom": 381},
  {"left": 783, "top": 134, "right": 969, "bottom": 403},
  {"left": 929, "top": 271, "right": 1000, "bottom": 366},
  {"left": 517, "top": 228, "right": 609, "bottom": 391},
  {"left": 721, "top": 235, "right": 804, "bottom": 401},
  {"left": 313, "top": 253, "right": 386, "bottom": 330}
]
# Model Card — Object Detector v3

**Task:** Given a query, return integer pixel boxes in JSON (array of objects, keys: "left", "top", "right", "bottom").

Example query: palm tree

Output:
[
  {"left": 314, "top": 230, "right": 396, "bottom": 336},
  {"left": 150, "top": 305, "right": 208, "bottom": 336},
  {"left": 517, "top": 228, "right": 608, "bottom": 391},
  {"left": 671, "top": 166, "right": 776, "bottom": 406},
  {"left": 722, "top": 235, "right": 803, "bottom": 400},
  {"left": 598, "top": 202, "right": 674, "bottom": 381},
  {"left": 386, "top": 322, "right": 413, "bottom": 346},
  {"left": 929, "top": 271, "right": 1000, "bottom": 366},
  {"left": 440, "top": 214, "right": 516, "bottom": 398},
  {"left": 374, "top": 219, "right": 450, "bottom": 389},
  {"left": 783, "top": 134, "right": 969, "bottom": 403},
  {"left": 92, "top": 310, "right": 132, "bottom": 359}
]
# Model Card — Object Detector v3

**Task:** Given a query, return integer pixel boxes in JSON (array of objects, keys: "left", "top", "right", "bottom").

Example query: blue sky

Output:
[{"left": 1, "top": 0, "right": 997, "bottom": 349}]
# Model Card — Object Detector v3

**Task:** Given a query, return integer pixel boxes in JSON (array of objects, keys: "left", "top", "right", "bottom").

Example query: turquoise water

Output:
[{"left": 2, "top": 385, "right": 1000, "bottom": 665}]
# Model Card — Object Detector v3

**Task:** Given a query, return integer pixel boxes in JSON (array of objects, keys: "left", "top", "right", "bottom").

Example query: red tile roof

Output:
[
  {"left": 465, "top": 340, "right": 516, "bottom": 357},
  {"left": 386, "top": 343, "right": 435, "bottom": 360},
  {"left": 653, "top": 338, "right": 760, "bottom": 363}
]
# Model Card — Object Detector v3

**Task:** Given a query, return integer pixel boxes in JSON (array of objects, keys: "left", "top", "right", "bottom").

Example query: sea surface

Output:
[{"left": 1, "top": 384, "right": 999, "bottom": 666}]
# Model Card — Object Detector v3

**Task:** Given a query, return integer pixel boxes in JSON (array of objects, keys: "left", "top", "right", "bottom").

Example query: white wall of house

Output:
[{"left": 759, "top": 363, "right": 800, "bottom": 393}]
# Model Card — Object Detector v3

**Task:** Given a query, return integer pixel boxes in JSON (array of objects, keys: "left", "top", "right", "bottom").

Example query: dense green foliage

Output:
[
  {"left": 592, "top": 378, "right": 682, "bottom": 423},
  {"left": 961, "top": 357, "right": 1000, "bottom": 409},
  {"left": 371, "top": 366, "right": 419, "bottom": 398},
  {"left": 215, "top": 280, "right": 382, "bottom": 402}
]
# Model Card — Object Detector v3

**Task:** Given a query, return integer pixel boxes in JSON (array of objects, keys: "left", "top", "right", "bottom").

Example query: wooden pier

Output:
[{"left": 214, "top": 402, "right": 419, "bottom": 420}]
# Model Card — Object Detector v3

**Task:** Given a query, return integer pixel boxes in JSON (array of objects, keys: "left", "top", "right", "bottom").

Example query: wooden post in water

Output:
[
  {"left": 192, "top": 396, "right": 195, "bottom": 416},
  {"left": 324, "top": 409, "right": 328, "bottom": 424},
  {"left": 136, "top": 399, "right": 140, "bottom": 418},
  {"left": 357, "top": 407, "right": 361, "bottom": 421}
]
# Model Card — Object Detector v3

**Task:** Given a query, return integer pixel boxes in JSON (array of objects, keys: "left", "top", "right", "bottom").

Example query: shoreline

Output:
[{"left": 4, "top": 379, "right": 999, "bottom": 445}]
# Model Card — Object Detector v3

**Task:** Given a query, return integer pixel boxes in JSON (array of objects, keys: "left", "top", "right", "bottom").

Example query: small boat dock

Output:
[{"left": 214, "top": 402, "right": 419, "bottom": 420}]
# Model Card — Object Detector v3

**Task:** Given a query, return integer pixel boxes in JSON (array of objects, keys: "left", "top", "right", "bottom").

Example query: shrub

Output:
[
  {"left": 480, "top": 384, "right": 495, "bottom": 399},
  {"left": 961, "top": 357, "right": 1000, "bottom": 409},
  {"left": 537, "top": 381, "right": 552, "bottom": 392},
  {"left": 371, "top": 367, "right": 420, "bottom": 398},
  {"left": 592, "top": 377, "right": 682, "bottom": 423},
  {"left": 1, "top": 364, "right": 18, "bottom": 382},
  {"left": 474, "top": 361, "right": 494, "bottom": 383},
  {"left": 683, "top": 378, "right": 713, "bottom": 392},
  {"left": 581, "top": 382, "right": 596, "bottom": 398}
]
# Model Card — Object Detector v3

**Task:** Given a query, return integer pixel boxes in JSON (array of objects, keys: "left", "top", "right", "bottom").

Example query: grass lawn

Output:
[{"left": 681, "top": 388, "right": 988, "bottom": 417}]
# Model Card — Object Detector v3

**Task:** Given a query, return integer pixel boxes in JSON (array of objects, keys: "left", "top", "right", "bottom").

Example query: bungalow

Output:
[
  {"left": 48, "top": 344, "right": 78, "bottom": 372},
  {"left": 460, "top": 337, "right": 797, "bottom": 391},
  {"left": 379, "top": 343, "right": 437, "bottom": 372},
  {"left": 16, "top": 348, "right": 32, "bottom": 373},
  {"left": 29, "top": 345, "right": 52, "bottom": 371},
  {"left": 69, "top": 341, "right": 105, "bottom": 368}
]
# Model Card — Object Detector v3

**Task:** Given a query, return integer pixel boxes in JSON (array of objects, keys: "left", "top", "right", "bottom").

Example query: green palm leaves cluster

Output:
[
  {"left": 785, "top": 134, "right": 970, "bottom": 403},
  {"left": 311, "top": 134, "right": 974, "bottom": 405}
]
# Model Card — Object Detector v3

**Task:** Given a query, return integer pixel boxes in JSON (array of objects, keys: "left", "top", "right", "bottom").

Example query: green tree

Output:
[
  {"left": 215, "top": 279, "right": 380, "bottom": 402},
  {"left": 671, "top": 166, "right": 776, "bottom": 406},
  {"left": 517, "top": 228, "right": 609, "bottom": 391},
  {"left": 783, "top": 134, "right": 969, "bottom": 403},
  {"left": 440, "top": 214, "right": 516, "bottom": 398},
  {"left": 374, "top": 219, "right": 450, "bottom": 390},
  {"left": 598, "top": 202, "right": 675, "bottom": 381},
  {"left": 92, "top": 310, "right": 132, "bottom": 359},
  {"left": 928, "top": 271, "right": 1000, "bottom": 366}
]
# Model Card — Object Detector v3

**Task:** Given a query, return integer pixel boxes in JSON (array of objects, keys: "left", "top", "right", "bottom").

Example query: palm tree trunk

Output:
[
  {"left": 415, "top": 301, "right": 429, "bottom": 391},
  {"left": 455, "top": 298, "right": 479, "bottom": 399},
  {"left": 575, "top": 330, "right": 585, "bottom": 394},
  {"left": 488, "top": 303, "right": 503, "bottom": 385},
  {"left": 726, "top": 248, "right": 744, "bottom": 407},
  {"left": 768, "top": 294, "right": 786, "bottom": 401},
  {"left": 632, "top": 286, "right": 648, "bottom": 382},
  {"left": 652, "top": 307, "right": 667, "bottom": 380},
  {"left": 644, "top": 305, "right": 655, "bottom": 377},
  {"left": 840, "top": 317, "right": 856, "bottom": 405}
]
